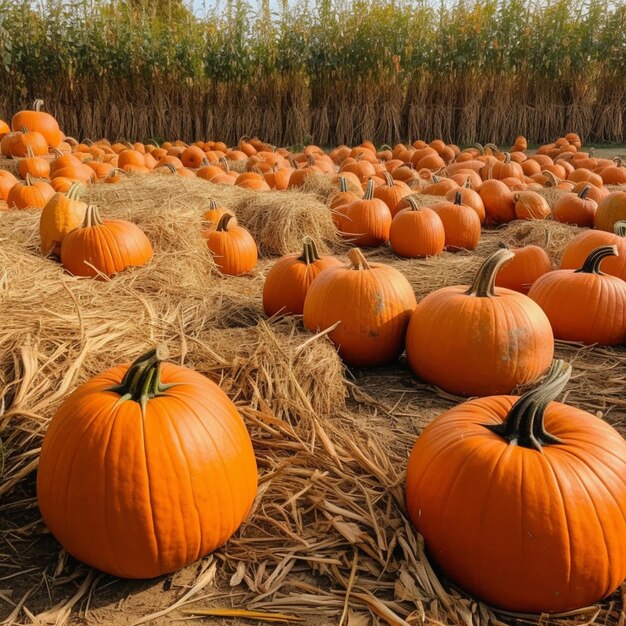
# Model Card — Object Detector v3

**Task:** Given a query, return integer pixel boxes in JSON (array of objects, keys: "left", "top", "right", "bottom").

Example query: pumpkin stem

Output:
[
  {"left": 453, "top": 190, "right": 462, "bottom": 205},
  {"left": 465, "top": 248, "right": 515, "bottom": 297},
  {"left": 473, "top": 143, "right": 485, "bottom": 155},
  {"left": 542, "top": 170, "right": 560, "bottom": 187},
  {"left": 107, "top": 348, "right": 175, "bottom": 416},
  {"left": 363, "top": 179, "right": 375, "bottom": 201},
  {"left": 82, "top": 205, "right": 104, "bottom": 228},
  {"left": 339, "top": 176, "right": 348, "bottom": 193},
  {"left": 298, "top": 236, "right": 321, "bottom": 264},
  {"left": 33, "top": 99, "right": 44, "bottom": 112},
  {"left": 348, "top": 248, "right": 371, "bottom": 270},
  {"left": 379, "top": 144, "right": 392, "bottom": 151},
  {"left": 220, "top": 156, "right": 230, "bottom": 172},
  {"left": 498, "top": 241, "right": 511, "bottom": 250},
  {"left": 578, "top": 185, "right": 591, "bottom": 200},
  {"left": 200, "top": 157, "right": 209, "bottom": 167},
  {"left": 65, "top": 182, "right": 85, "bottom": 200},
  {"left": 484, "top": 360, "right": 570, "bottom": 452},
  {"left": 614, "top": 157, "right": 623, "bottom": 167},
  {"left": 405, "top": 195, "right": 420, "bottom": 211},
  {"left": 485, "top": 142, "right": 500, "bottom": 153},
  {"left": 216, "top": 213, "right": 235, "bottom": 231},
  {"left": 382, "top": 171, "right": 395, "bottom": 187},
  {"left": 575, "top": 245, "right": 618, "bottom": 275},
  {"left": 25, "top": 173, "right": 33, "bottom": 186},
  {"left": 614, "top": 221, "right": 626, "bottom": 238}
]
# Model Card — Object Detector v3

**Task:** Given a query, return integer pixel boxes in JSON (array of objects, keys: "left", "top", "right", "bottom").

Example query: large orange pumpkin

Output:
[
  {"left": 494, "top": 242, "right": 552, "bottom": 294},
  {"left": 594, "top": 191, "right": 626, "bottom": 232},
  {"left": 6, "top": 174, "right": 55, "bottom": 209},
  {"left": 389, "top": 195, "right": 445, "bottom": 258},
  {"left": 263, "top": 237, "right": 341, "bottom": 316},
  {"left": 529, "top": 244, "right": 626, "bottom": 345},
  {"left": 303, "top": 248, "right": 416, "bottom": 367},
  {"left": 61, "top": 205, "right": 153, "bottom": 278},
  {"left": 406, "top": 360, "right": 626, "bottom": 613},
  {"left": 406, "top": 248, "right": 554, "bottom": 396},
  {"left": 552, "top": 185, "right": 597, "bottom": 227},
  {"left": 12, "top": 99, "right": 62, "bottom": 148},
  {"left": 37, "top": 348, "right": 258, "bottom": 579}
]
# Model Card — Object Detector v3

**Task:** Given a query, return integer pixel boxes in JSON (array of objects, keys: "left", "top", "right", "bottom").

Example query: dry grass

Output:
[{"left": 0, "top": 175, "right": 624, "bottom": 626}]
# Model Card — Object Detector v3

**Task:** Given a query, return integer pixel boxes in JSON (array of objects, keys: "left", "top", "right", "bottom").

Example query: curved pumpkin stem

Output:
[
  {"left": 453, "top": 190, "right": 463, "bottom": 205},
  {"left": 220, "top": 156, "right": 230, "bottom": 172},
  {"left": 32, "top": 99, "right": 44, "bottom": 112},
  {"left": 382, "top": 171, "right": 395, "bottom": 187},
  {"left": 363, "top": 179, "right": 375, "bottom": 201},
  {"left": 484, "top": 360, "right": 570, "bottom": 452},
  {"left": 473, "top": 143, "right": 485, "bottom": 156},
  {"left": 614, "top": 221, "right": 626, "bottom": 238},
  {"left": 503, "top": 152, "right": 511, "bottom": 164},
  {"left": 405, "top": 195, "right": 421, "bottom": 211},
  {"left": 613, "top": 156, "right": 623, "bottom": 167},
  {"left": 348, "top": 248, "right": 371, "bottom": 270},
  {"left": 542, "top": 170, "right": 560, "bottom": 188},
  {"left": 65, "top": 181, "right": 85, "bottom": 200},
  {"left": 216, "top": 213, "right": 235, "bottom": 231},
  {"left": 200, "top": 157, "right": 210, "bottom": 167},
  {"left": 578, "top": 185, "right": 591, "bottom": 200},
  {"left": 24, "top": 174, "right": 33, "bottom": 187},
  {"left": 298, "top": 236, "right": 321, "bottom": 264},
  {"left": 485, "top": 142, "right": 500, "bottom": 154},
  {"left": 82, "top": 205, "right": 104, "bottom": 228},
  {"left": 575, "top": 245, "right": 618, "bottom": 275},
  {"left": 107, "top": 348, "right": 175, "bottom": 416},
  {"left": 465, "top": 248, "right": 515, "bottom": 297}
]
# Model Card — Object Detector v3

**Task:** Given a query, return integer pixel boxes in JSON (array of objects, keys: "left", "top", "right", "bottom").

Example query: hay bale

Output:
[{"left": 500, "top": 219, "right": 581, "bottom": 261}]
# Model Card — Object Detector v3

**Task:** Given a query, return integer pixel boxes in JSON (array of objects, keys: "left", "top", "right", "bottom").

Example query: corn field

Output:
[{"left": 0, "top": 0, "right": 625, "bottom": 145}]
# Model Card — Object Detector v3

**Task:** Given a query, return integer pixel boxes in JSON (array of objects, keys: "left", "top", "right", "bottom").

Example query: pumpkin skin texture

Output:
[
  {"left": 406, "top": 248, "right": 554, "bottom": 396},
  {"left": 528, "top": 245, "right": 626, "bottom": 345},
  {"left": 552, "top": 185, "right": 597, "bottom": 227},
  {"left": 389, "top": 196, "right": 445, "bottom": 258},
  {"left": 0, "top": 169, "right": 18, "bottom": 201},
  {"left": 594, "top": 191, "right": 626, "bottom": 232},
  {"left": 479, "top": 179, "right": 516, "bottom": 225},
  {"left": 61, "top": 205, "right": 153, "bottom": 278},
  {"left": 263, "top": 237, "right": 341, "bottom": 316},
  {"left": 513, "top": 190, "right": 551, "bottom": 220},
  {"left": 205, "top": 214, "right": 257, "bottom": 276},
  {"left": 432, "top": 191, "right": 481, "bottom": 251},
  {"left": 406, "top": 360, "right": 626, "bottom": 614},
  {"left": 303, "top": 248, "right": 417, "bottom": 367},
  {"left": 337, "top": 180, "right": 392, "bottom": 248},
  {"left": 37, "top": 349, "right": 258, "bottom": 579},
  {"left": 560, "top": 222, "right": 626, "bottom": 281},
  {"left": 40, "top": 182, "right": 87, "bottom": 256},
  {"left": 494, "top": 243, "right": 552, "bottom": 294},
  {"left": 7, "top": 174, "right": 55, "bottom": 209}
]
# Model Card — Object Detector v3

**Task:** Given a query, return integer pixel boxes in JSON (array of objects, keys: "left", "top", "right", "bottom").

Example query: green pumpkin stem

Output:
[
  {"left": 614, "top": 221, "right": 626, "bottom": 238},
  {"left": 107, "top": 348, "right": 175, "bottom": 416},
  {"left": 575, "top": 245, "right": 618, "bottom": 275},
  {"left": 363, "top": 179, "right": 375, "bottom": 200},
  {"left": 348, "top": 247, "right": 371, "bottom": 270},
  {"left": 466, "top": 248, "right": 515, "bottom": 297},
  {"left": 298, "top": 236, "right": 321, "bottom": 264},
  {"left": 484, "top": 360, "right": 571, "bottom": 452}
]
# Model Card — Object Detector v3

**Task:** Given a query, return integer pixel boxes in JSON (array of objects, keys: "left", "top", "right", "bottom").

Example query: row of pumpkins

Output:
[{"left": 3, "top": 102, "right": 625, "bottom": 616}]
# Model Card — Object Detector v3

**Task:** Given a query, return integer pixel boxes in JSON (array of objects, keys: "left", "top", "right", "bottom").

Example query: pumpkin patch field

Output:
[{"left": 1, "top": 104, "right": 626, "bottom": 626}]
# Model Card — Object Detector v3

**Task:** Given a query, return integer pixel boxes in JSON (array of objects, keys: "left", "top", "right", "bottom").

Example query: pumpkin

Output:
[
  {"left": 594, "top": 191, "right": 626, "bottom": 232},
  {"left": 203, "top": 199, "right": 232, "bottom": 227},
  {"left": 571, "top": 180, "right": 608, "bottom": 204},
  {"left": 205, "top": 214, "right": 257, "bottom": 276},
  {"left": 263, "top": 237, "right": 341, "bottom": 316},
  {"left": 510, "top": 135, "right": 528, "bottom": 152},
  {"left": 61, "top": 205, "right": 153, "bottom": 278},
  {"left": 600, "top": 157, "right": 626, "bottom": 185},
  {"left": 336, "top": 180, "right": 392, "bottom": 248},
  {"left": 40, "top": 182, "right": 87, "bottom": 257},
  {"left": 552, "top": 185, "right": 597, "bottom": 226},
  {"left": 0, "top": 119, "right": 9, "bottom": 138},
  {"left": 12, "top": 100, "right": 62, "bottom": 148},
  {"left": 17, "top": 147, "right": 51, "bottom": 179},
  {"left": 513, "top": 190, "right": 551, "bottom": 220},
  {"left": 422, "top": 175, "right": 458, "bottom": 196},
  {"left": 7, "top": 174, "right": 55, "bottom": 209},
  {"left": 567, "top": 167, "right": 603, "bottom": 188},
  {"left": 406, "top": 359, "right": 626, "bottom": 613},
  {"left": 560, "top": 221, "right": 626, "bottom": 281},
  {"left": 479, "top": 179, "right": 516, "bottom": 224},
  {"left": 494, "top": 242, "right": 552, "bottom": 294},
  {"left": 529, "top": 245, "right": 626, "bottom": 345},
  {"left": 445, "top": 185, "right": 485, "bottom": 223},
  {"left": 303, "top": 248, "right": 416, "bottom": 367},
  {"left": 389, "top": 196, "right": 445, "bottom": 258},
  {"left": 9, "top": 129, "right": 49, "bottom": 157},
  {"left": 406, "top": 247, "right": 554, "bottom": 396},
  {"left": 481, "top": 152, "right": 524, "bottom": 181},
  {"left": 373, "top": 172, "right": 411, "bottom": 213},
  {"left": 432, "top": 190, "right": 481, "bottom": 251},
  {"left": 37, "top": 348, "right": 258, "bottom": 579},
  {"left": 0, "top": 170, "right": 18, "bottom": 201}
]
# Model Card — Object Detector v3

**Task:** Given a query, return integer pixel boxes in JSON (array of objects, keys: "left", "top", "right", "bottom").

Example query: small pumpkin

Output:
[
  {"left": 10, "top": 129, "right": 49, "bottom": 157},
  {"left": 529, "top": 245, "right": 626, "bottom": 345},
  {"left": 552, "top": 185, "right": 598, "bottom": 226},
  {"left": 205, "top": 214, "right": 257, "bottom": 276},
  {"left": 37, "top": 348, "right": 258, "bottom": 579},
  {"left": 406, "top": 360, "right": 626, "bottom": 613},
  {"left": 17, "top": 146, "right": 51, "bottom": 179},
  {"left": 61, "top": 205, "right": 153, "bottom": 278},
  {"left": 263, "top": 237, "right": 341, "bottom": 316},
  {"left": 373, "top": 172, "right": 411, "bottom": 214},
  {"left": 0, "top": 169, "right": 18, "bottom": 201},
  {"left": 7, "top": 174, "right": 55, "bottom": 209},
  {"left": 406, "top": 247, "right": 554, "bottom": 396},
  {"left": 560, "top": 221, "right": 626, "bottom": 281},
  {"left": 513, "top": 190, "right": 551, "bottom": 220},
  {"left": 336, "top": 180, "right": 392, "bottom": 248},
  {"left": 600, "top": 157, "right": 626, "bottom": 185},
  {"left": 494, "top": 242, "right": 552, "bottom": 294},
  {"left": 389, "top": 196, "right": 445, "bottom": 258},
  {"left": 40, "top": 182, "right": 87, "bottom": 257},
  {"left": 445, "top": 184, "right": 485, "bottom": 223},
  {"left": 432, "top": 190, "right": 481, "bottom": 251},
  {"left": 303, "top": 248, "right": 417, "bottom": 367}
]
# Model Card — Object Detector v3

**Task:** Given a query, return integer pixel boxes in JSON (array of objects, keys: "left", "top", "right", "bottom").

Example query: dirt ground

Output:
[{"left": 1, "top": 152, "right": 625, "bottom": 626}]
